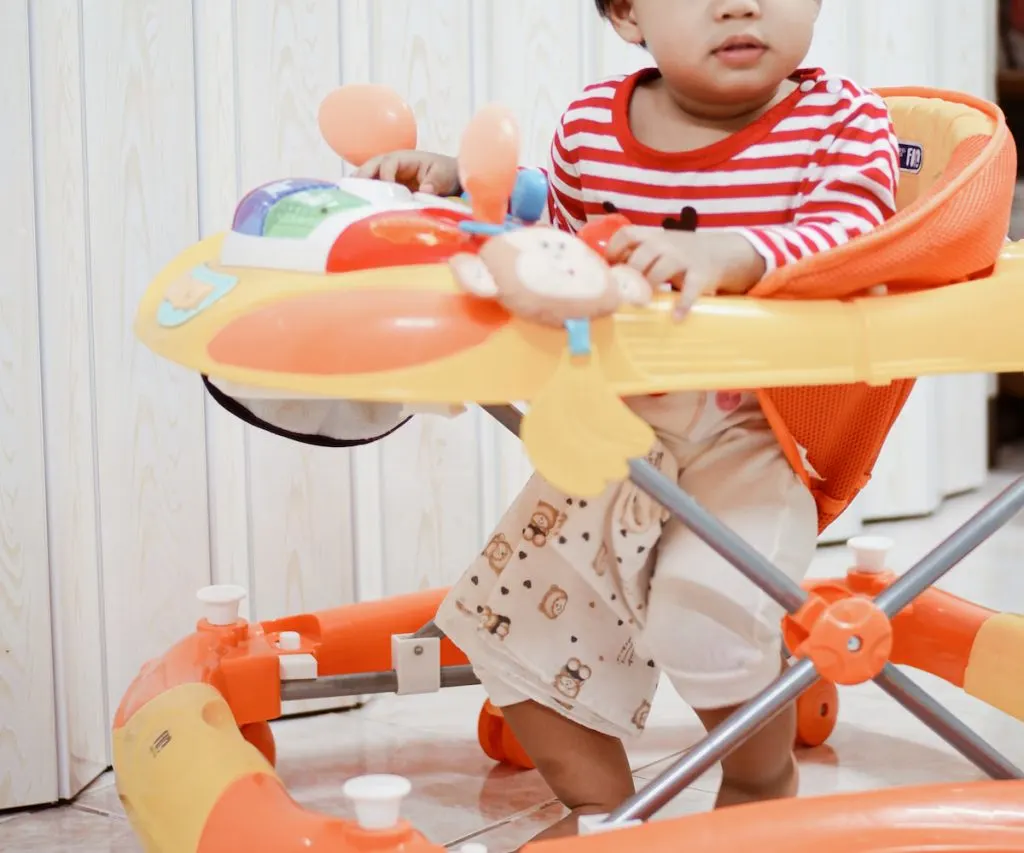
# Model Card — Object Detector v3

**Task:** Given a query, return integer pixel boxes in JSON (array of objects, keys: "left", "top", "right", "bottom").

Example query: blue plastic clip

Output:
[
  {"left": 458, "top": 221, "right": 512, "bottom": 238},
  {"left": 565, "top": 318, "right": 592, "bottom": 357}
]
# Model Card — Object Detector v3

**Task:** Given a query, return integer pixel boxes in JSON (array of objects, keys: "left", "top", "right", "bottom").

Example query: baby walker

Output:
[{"left": 117, "top": 82, "right": 1024, "bottom": 852}]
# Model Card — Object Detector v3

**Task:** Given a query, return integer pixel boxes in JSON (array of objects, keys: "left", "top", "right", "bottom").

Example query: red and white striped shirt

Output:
[{"left": 546, "top": 68, "right": 900, "bottom": 272}]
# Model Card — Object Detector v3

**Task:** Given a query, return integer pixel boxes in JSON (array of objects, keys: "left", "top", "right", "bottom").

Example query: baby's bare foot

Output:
[{"left": 527, "top": 804, "right": 615, "bottom": 845}]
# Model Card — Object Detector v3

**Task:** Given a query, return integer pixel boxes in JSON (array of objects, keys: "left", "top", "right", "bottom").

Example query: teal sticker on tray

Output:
[{"left": 157, "top": 264, "right": 239, "bottom": 328}]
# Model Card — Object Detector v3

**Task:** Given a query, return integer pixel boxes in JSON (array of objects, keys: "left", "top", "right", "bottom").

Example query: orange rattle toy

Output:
[{"left": 318, "top": 83, "right": 418, "bottom": 167}]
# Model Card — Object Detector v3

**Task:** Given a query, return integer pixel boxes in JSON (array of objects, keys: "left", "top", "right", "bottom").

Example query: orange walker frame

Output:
[
  {"left": 115, "top": 85, "right": 1024, "bottom": 853},
  {"left": 112, "top": 405, "right": 1024, "bottom": 853}
]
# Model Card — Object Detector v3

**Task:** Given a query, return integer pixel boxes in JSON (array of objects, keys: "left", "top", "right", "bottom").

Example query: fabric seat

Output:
[
  {"left": 749, "top": 88, "right": 1017, "bottom": 530},
  {"left": 752, "top": 87, "right": 1017, "bottom": 301}
]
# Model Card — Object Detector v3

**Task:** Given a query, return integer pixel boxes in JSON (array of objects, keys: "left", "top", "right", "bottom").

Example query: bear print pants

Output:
[{"left": 434, "top": 391, "right": 819, "bottom": 740}]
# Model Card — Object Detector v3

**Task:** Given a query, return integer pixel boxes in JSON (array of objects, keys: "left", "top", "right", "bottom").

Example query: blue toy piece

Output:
[
  {"left": 509, "top": 168, "right": 548, "bottom": 224},
  {"left": 564, "top": 318, "right": 592, "bottom": 357}
]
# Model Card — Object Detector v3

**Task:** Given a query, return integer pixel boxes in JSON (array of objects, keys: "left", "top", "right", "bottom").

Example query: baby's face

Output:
[{"left": 618, "top": 0, "right": 819, "bottom": 108}]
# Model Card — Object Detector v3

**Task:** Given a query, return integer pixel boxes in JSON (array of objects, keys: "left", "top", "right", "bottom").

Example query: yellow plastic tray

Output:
[
  {"left": 135, "top": 235, "right": 1024, "bottom": 495},
  {"left": 137, "top": 234, "right": 1024, "bottom": 401}
]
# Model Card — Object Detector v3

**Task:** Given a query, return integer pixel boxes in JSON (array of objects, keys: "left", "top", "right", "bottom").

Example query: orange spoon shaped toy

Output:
[
  {"left": 318, "top": 84, "right": 418, "bottom": 167},
  {"left": 458, "top": 104, "right": 520, "bottom": 224}
]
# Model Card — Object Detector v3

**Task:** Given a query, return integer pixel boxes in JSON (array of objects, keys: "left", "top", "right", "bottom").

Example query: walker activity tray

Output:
[
  {"left": 120, "top": 84, "right": 1024, "bottom": 853},
  {"left": 135, "top": 86, "right": 1021, "bottom": 499},
  {"left": 136, "top": 87, "right": 1021, "bottom": 396}
]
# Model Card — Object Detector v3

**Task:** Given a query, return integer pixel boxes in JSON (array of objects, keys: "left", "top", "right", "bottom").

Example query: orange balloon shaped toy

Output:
[
  {"left": 318, "top": 84, "right": 418, "bottom": 167},
  {"left": 459, "top": 104, "right": 520, "bottom": 224}
]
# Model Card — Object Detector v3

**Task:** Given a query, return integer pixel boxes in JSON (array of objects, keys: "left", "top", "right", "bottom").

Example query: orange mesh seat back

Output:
[{"left": 748, "top": 88, "right": 1017, "bottom": 531}]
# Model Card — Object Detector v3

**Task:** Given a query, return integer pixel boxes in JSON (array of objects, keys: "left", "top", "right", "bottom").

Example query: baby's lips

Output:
[{"left": 578, "top": 213, "right": 631, "bottom": 257}]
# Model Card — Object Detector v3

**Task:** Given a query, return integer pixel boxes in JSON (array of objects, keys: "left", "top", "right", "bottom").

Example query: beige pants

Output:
[{"left": 435, "top": 391, "right": 818, "bottom": 739}]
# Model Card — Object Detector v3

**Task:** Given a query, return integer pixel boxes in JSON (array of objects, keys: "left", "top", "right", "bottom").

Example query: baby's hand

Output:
[
  {"left": 606, "top": 226, "right": 766, "bottom": 319},
  {"left": 355, "top": 150, "right": 460, "bottom": 196}
]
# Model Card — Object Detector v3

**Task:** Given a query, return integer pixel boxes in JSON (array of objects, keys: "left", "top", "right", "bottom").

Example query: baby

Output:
[
  {"left": 356, "top": 0, "right": 900, "bottom": 841},
  {"left": 219, "top": 0, "right": 900, "bottom": 843}
]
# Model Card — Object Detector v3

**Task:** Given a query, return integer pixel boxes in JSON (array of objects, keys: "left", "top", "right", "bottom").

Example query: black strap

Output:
[{"left": 202, "top": 375, "right": 412, "bottom": 448}]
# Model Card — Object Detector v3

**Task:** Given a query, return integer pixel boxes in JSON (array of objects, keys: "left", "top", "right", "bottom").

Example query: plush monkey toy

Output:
[{"left": 447, "top": 224, "right": 653, "bottom": 327}]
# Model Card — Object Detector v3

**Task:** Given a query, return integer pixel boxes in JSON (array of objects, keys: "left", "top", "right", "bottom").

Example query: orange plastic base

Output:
[
  {"left": 799, "top": 569, "right": 993, "bottom": 688},
  {"left": 241, "top": 721, "right": 277, "bottom": 766},
  {"left": 113, "top": 589, "right": 466, "bottom": 853},
  {"left": 524, "top": 780, "right": 1024, "bottom": 853},
  {"left": 794, "top": 680, "right": 839, "bottom": 748},
  {"left": 112, "top": 563, "right": 1016, "bottom": 852},
  {"left": 477, "top": 700, "right": 536, "bottom": 770}
]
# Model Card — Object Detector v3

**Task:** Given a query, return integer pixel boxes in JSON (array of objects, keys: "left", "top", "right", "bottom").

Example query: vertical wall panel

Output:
[
  {"left": 193, "top": 0, "right": 254, "bottom": 611},
  {"left": 81, "top": 0, "right": 211, "bottom": 708},
  {"left": 805, "top": 1, "right": 864, "bottom": 80},
  {"left": 370, "top": 1, "right": 485, "bottom": 593},
  {"left": 30, "top": 0, "right": 109, "bottom": 797},
  {"left": 486, "top": 0, "right": 587, "bottom": 166},
  {"left": 0, "top": 0, "right": 59, "bottom": 809},
  {"left": 856, "top": 1, "right": 939, "bottom": 87},
  {"left": 935, "top": 0, "right": 997, "bottom": 98},
  {"left": 232, "top": 0, "right": 357, "bottom": 621},
  {"left": 343, "top": 0, "right": 391, "bottom": 602}
]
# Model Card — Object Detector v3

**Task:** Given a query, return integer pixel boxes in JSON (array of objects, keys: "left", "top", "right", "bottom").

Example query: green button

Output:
[{"left": 262, "top": 188, "right": 369, "bottom": 238}]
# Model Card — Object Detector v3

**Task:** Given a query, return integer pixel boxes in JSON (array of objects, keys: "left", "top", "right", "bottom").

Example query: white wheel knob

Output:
[
  {"left": 196, "top": 585, "right": 247, "bottom": 626},
  {"left": 342, "top": 774, "right": 411, "bottom": 830},
  {"left": 847, "top": 536, "right": 893, "bottom": 573}
]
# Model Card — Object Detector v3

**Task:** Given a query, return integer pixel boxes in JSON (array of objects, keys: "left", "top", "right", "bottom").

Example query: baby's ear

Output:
[
  {"left": 449, "top": 252, "right": 499, "bottom": 298},
  {"left": 610, "top": 265, "right": 653, "bottom": 306}
]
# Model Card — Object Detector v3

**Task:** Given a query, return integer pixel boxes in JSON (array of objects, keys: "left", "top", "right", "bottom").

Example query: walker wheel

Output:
[
  {"left": 477, "top": 700, "right": 535, "bottom": 770},
  {"left": 240, "top": 721, "right": 277, "bottom": 766},
  {"left": 477, "top": 700, "right": 506, "bottom": 762},
  {"left": 795, "top": 679, "right": 839, "bottom": 748}
]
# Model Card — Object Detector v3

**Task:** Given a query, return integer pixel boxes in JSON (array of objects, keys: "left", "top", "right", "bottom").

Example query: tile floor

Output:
[{"left": 5, "top": 462, "right": 1024, "bottom": 851}]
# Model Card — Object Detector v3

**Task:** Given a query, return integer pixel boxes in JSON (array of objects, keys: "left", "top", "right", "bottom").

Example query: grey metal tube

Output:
[
  {"left": 482, "top": 404, "right": 524, "bottom": 436},
  {"left": 873, "top": 475, "right": 1024, "bottom": 616},
  {"left": 280, "top": 665, "right": 480, "bottom": 702},
  {"left": 486, "top": 404, "right": 806, "bottom": 615},
  {"left": 605, "top": 659, "right": 820, "bottom": 824},
  {"left": 874, "top": 664, "right": 1022, "bottom": 779},
  {"left": 411, "top": 621, "right": 446, "bottom": 640},
  {"left": 628, "top": 458, "right": 808, "bottom": 614}
]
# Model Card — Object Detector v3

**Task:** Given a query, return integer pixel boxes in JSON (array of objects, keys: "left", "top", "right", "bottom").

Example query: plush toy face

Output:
[
  {"left": 450, "top": 226, "right": 652, "bottom": 326},
  {"left": 508, "top": 229, "right": 609, "bottom": 300}
]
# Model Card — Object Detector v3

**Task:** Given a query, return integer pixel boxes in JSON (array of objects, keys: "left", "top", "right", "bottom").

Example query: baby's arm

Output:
[
  {"left": 732, "top": 90, "right": 900, "bottom": 273},
  {"left": 354, "top": 150, "right": 461, "bottom": 196}
]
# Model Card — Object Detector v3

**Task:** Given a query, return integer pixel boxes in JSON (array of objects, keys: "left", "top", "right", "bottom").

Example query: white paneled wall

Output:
[
  {"left": 1, "top": 0, "right": 59, "bottom": 809},
  {"left": 0, "top": 0, "right": 996, "bottom": 809}
]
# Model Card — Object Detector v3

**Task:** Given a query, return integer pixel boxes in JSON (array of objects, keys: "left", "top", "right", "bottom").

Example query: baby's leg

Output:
[
  {"left": 435, "top": 462, "right": 659, "bottom": 842},
  {"left": 692, "top": 678, "right": 798, "bottom": 806},
  {"left": 640, "top": 426, "right": 818, "bottom": 808},
  {"left": 498, "top": 699, "right": 635, "bottom": 840}
]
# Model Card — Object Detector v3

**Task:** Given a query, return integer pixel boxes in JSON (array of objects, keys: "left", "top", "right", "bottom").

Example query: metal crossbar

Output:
[{"left": 480, "top": 404, "right": 1024, "bottom": 827}]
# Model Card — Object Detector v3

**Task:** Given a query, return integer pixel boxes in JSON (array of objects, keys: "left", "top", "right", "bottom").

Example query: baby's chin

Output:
[{"left": 666, "top": 67, "right": 794, "bottom": 114}]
